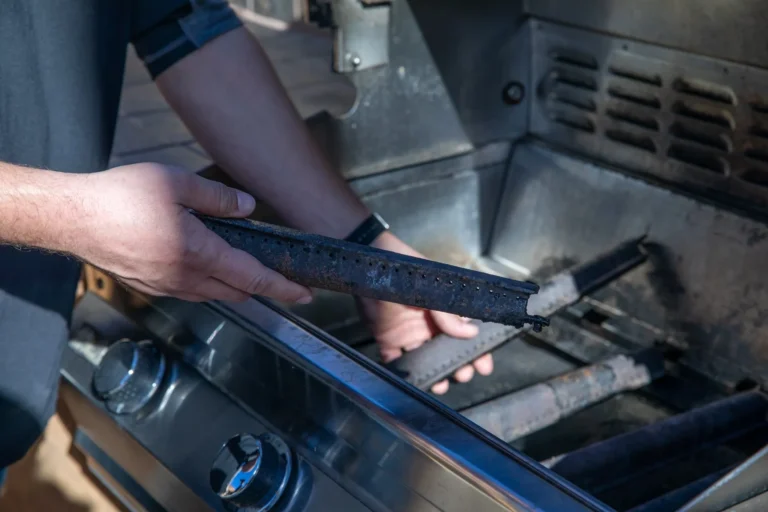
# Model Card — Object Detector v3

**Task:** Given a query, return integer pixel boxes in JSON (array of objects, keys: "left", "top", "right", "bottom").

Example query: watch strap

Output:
[{"left": 344, "top": 212, "right": 389, "bottom": 245}]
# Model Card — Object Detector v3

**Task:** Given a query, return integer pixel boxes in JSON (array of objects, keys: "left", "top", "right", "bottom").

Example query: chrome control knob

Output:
[
  {"left": 92, "top": 339, "right": 166, "bottom": 415},
  {"left": 210, "top": 433, "right": 293, "bottom": 511}
]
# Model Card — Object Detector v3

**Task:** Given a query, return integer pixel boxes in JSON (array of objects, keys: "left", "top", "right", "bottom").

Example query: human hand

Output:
[
  {"left": 357, "top": 232, "right": 491, "bottom": 394},
  {"left": 65, "top": 163, "right": 312, "bottom": 303}
]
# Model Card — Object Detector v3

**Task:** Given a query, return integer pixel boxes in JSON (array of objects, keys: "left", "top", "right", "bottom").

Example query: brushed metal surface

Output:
[
  {"left": 526, "top": 0, "right": 768, "bottom": 70},
  {"left": 491, "top": 141, "right": 768, "bottom": 387},
  {"left": 529, "top": 20, "right": 768, "bottom": 215}
]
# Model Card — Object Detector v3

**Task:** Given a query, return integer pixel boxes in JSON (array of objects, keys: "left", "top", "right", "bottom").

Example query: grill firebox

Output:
[
  {"left": 285, "top": 7, "right": 768, "bottom": 510},
  {"left": 282, "top": 139, "right": 768, "bottom": 511}
]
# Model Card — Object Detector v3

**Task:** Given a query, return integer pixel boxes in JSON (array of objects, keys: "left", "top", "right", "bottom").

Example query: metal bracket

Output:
[
  {"left": 332, "top": 0, "right": 391, "bottom": 73},
  {"left": 307, "top": 1, "right": 530, "bottom": 179}
]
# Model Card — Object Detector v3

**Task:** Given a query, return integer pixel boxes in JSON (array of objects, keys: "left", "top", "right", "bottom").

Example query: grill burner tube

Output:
[
  {"left": 196, "top": 214, "right": 547, "bottom": 330},
  {"left": 544, "top": 392, "right": 768, "bottom": 499},
  {"left": 628, "top": 468, "right": 732, "bottom": 512},
  {"left": 388, "top": 237, "right": 647, "bottom": 390},
  {"left": 462, "top": 349, "right": 664, "bottom": 442}
]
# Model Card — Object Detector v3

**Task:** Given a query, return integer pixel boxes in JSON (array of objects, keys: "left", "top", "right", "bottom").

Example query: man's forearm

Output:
[
  {"left": 0, "top": 162, "right": 79, "bottom": 252},
  {"left": 156, "top": 27, "right": 370, "bottom": 239}
]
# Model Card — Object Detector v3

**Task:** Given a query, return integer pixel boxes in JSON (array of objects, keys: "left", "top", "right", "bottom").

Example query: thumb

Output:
[
  {"left": 179, "top": 175, "right": 256, "bottom": 218},
  {"left": 430, "top": 311, "right": 479, "bottom": 339}
]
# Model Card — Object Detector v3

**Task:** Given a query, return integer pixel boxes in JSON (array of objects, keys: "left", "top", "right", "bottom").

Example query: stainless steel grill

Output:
[{"left": 59, "top": 2, "right": 768, "bottom": 511}]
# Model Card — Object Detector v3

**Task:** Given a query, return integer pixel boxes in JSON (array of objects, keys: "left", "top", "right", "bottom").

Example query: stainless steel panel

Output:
[
  {"left": 62, "top": 340, "right": 367, "bottom": 512},
  {"left": 92, "top": 281, "right": 610, "bottom": 511},
  {"left": 529, "top": 20, "right": 768, "bottom": 214},
  {"left": 490, "top": 141, "right": 768, "bottom": 387},
  {"left": 60, "top": 378, "right": 214, "bottom": 512},
  {"left": 728, "top": 492, "right": 768, "bottom": 512},
  {"left": 65, "top": 293, "right": 367, "bottom": 512},
  {"left": 310, "top": 0, "right": 529, "bottom": 178},
  {"left": 526, "top": 0, "right": 768, "bottom": 70}
]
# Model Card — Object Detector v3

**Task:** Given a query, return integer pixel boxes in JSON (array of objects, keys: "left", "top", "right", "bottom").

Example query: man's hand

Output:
[
  {"left": 65, "top": 163, "right": 312, "bottom": 304},
  {"left": 153, "top": 28, "right": 489, "bottom": 389},
  {"left": 358, "top": 232, "right": 492, "bottom": 395}
]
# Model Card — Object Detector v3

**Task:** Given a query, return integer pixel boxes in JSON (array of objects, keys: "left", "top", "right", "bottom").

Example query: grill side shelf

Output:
[{"left": 196, "top": 214, "right": 547, "bottom": 329}]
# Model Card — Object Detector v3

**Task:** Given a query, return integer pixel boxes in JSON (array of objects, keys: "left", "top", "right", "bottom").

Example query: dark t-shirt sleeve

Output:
[{"left": 131, "top": 0, "right": 243, "bottom": 78}]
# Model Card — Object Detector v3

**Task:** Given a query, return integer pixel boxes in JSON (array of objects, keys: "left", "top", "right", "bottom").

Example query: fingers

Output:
[
  {"left": 453, "top": 354, "right": 492, "bottom": 383},
  {"left": 430, "top": 311, "right": 479, "bottom": 339},
  {"left": 178, "top": 174, "right": 256, "bottom": 218},
  {"left": 473, "top": 353, "right": 494, "bottom": 376},
  {"left": 380, "top": 347, "right": 402, "bottom": 364},
  {"left": 213, "top": 248, "right": 313, "bottom": 303},
  {"left": 191, "top": 278, "right": 251, "bottom": 303},
  {"left": 429, "top": 355, "right": 492, "bottom": 395},
  {"left": 431, "top": 380, "right": 450, "bottom": 395},
  {"left": 454, "top": 365, "right": 475, "bottom": 383},
  {"left": 174, "top": 292, "right": 211, "bottom": 302}
]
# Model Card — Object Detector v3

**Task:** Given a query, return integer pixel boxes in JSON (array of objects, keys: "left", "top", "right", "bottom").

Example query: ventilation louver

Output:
[{"left": 531, "top": 22, "right": 768, "bottom": 211}]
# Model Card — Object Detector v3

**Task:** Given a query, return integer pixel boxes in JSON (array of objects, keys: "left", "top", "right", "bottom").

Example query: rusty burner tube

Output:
[
  {"left": 462, "top": 349, "right": 664, "bottom": 442},
  {"left": 195, "top": 214, "right": 547, "bottom": 330}
]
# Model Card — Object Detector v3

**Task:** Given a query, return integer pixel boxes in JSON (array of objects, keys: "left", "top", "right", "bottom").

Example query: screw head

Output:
[
  {"left": 502, "top": 82, "right": 526, "bottom": 105},
  {"left": 347, "top": 53, "right": 362, "bottom": 68}
]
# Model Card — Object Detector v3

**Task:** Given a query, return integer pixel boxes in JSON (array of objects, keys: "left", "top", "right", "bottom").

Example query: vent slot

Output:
[
  {"left": 668, "top": 144, "right": 727, "bottom": 174},
  {"left": 751, "top": 101, "right": 768, "bottom": 115},
  {"left": 553, "top": 111, "right": 595, "bottom": 133},
  {"left": 607, "top": 85, "right": 661, "bottom": 109},
  {"left": 750, "top": 124, "right": 768, "bottom": 140},
  {"left": 742, "top": 168, "right": 768, "bottom": 188},
  {"left": 550, "top": 49, "right": 599, "bottom": 70},
  {"left": 606, "top": 108, "right": 659, "bottom": 131},
  {"left": 550, "top": 91, "right": 597, "bottom": 112},
  {"left": 554, "top": 70, "right": 599, "bottom": 92},
  {"left": 608, "top": 65, "right": 662, "bottom": 87},
  {"left": 669, "top": 123, "right": 731, "bottom": 152},
  {"left": 673, "top": 78, "right": 736, "bottom": 105},
  {"left": 745, "top": 147, "right": 768, "bottom": 164},
  {"left": 605, "top": 129, "right": 656, "bottom": 153},
  {"left": 672, "top": 101, "right": 734, "bottom": 129}
]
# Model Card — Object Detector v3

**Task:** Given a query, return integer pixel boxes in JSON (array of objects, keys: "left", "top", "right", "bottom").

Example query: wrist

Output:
[
  {"left": 344, "top": 212, "right": 388, "bottom": 246},
  {"left": 370, "top": 230, "right": 393, "bottom": 249},
  {"left": 2, "top": 169, "right": 87, "bottom": 254},
  {"left": 370, "top": 230, "right": 421, "bottom": 258},
  {"left": 48, "top": 172, "right": 91, "bottom": 255}
]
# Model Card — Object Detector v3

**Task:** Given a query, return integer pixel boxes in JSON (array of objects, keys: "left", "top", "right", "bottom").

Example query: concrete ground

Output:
[{"left": 0, "top": 8, "right": 351, "bottom": 511}]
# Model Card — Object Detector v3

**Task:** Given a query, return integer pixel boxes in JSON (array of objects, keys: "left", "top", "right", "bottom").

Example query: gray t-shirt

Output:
[{"left": 0, "top": 0, "right": 240, "bottom": 467}]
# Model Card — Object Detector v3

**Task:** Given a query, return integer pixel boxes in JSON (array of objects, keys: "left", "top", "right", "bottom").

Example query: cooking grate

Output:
[{"left": 530, "top": 21, "right": 768, "bottom": 213}]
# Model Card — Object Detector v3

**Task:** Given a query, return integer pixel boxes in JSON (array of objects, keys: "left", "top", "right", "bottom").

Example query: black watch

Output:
[{"left": 344, "top": 212, "right": 389, "bottom": 245}]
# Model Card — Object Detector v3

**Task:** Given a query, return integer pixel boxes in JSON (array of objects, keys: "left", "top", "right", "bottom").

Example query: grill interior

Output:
[
  {"left": 277, "top": 140, "right": 768, "bottom": 510},
  {"left": 276, "top": 16, "right": 768, "bottom": 511}
]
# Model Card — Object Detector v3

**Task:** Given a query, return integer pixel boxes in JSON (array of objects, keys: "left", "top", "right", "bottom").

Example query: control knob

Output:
[
  {"left": 210, "top": 433, "right": 293, "bottom": 511},
  {"left": 92, "top": 339, "right": 166, "bottom": 415}
]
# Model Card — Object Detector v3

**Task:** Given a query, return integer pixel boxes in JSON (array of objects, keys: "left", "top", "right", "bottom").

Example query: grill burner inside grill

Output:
[{"left": 274, "top": 136, "right": 768, "bottom": 510}]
